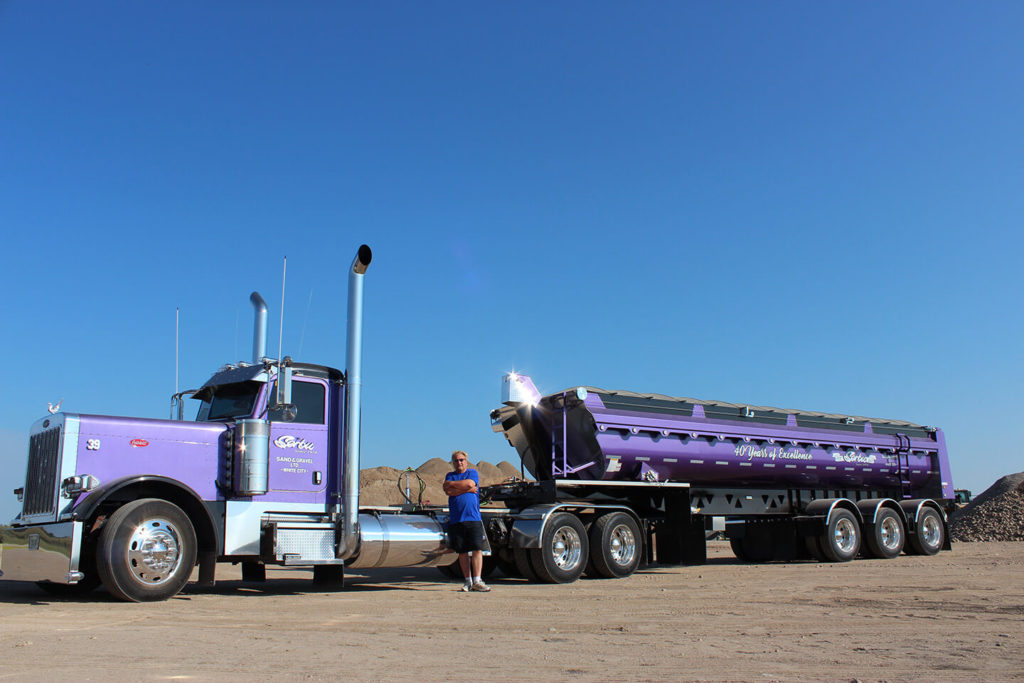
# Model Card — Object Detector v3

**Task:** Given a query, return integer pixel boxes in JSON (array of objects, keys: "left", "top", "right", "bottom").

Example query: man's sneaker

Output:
[
  {"left": 460, "top": 583, "right": 471, "bottom": 592},
  {"left": 471, "top": 581, "right": 491, "bottom": 592}
]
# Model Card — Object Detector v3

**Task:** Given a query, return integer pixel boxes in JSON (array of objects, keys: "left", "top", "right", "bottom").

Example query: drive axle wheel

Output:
[
  {"left": 588, "top": 512, "right": 642, "bottom": 578},
  {"left": 97, "top": 498, "right": 197, "bottom": 602},
  {"left": 529, "top": 512, "right": 588, "bottom": 583},
  {"left": 863, "top": 508, "right": 905, "bottom": 559}
]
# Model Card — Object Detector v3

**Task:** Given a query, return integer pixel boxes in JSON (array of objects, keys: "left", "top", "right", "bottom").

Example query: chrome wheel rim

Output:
[
  {"left": 609, "top": 524, "right": 637, "bottom": 567},
  {"left": 550, "top": 526, "right": 583, "bottom": 571},
  {"left": 834, "top": 518, "right": 857, "bottom": 553},
  {"left": 922, "top": 514, "right": 941, "bottom": 548},
  {"left": 126, "top": 518, "right": 183, "bottom": 586},
  {"left": 880, "top": 516, "right": 902, "bottom": 551}
]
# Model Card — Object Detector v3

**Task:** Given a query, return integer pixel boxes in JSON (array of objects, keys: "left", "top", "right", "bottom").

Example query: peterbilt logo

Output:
[
  {"left": 274, "top": 435, "right": 316, "bottom": 452},
  {"left": 130, "top": 439, "right": 149, "bottom": 448}
]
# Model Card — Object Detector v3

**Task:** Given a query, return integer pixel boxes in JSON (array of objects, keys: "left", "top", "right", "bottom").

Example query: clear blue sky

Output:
[{"left": 1, "top": 3, "right": 1021, "bottom": 521}]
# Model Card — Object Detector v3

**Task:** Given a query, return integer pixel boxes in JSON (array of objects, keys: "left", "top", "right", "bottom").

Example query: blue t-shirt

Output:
[{"left": 446, "top": 469, "right": 481, "bottom": 523}]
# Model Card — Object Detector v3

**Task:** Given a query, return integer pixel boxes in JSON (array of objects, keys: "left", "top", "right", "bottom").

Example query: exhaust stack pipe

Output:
[
  {"left": 250, "top": 292, "right": 268, "bottom": 364},
  {"left": 336, "top": 244, "right": 373, "bottom": 560}
]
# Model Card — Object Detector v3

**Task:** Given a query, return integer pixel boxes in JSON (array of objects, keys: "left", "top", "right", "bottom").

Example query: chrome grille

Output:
[{"left": 23, "top": 427, "right": 62, "bottom": 516}]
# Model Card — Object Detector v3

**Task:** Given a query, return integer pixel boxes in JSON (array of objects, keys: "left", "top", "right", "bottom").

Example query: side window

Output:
[{"left": 270, "top": 380, "right": 326, "bottom": 424}]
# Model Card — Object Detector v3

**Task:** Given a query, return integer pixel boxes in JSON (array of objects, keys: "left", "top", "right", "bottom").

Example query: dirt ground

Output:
[{"left": 0, "top": 542, "right": 1021, "bottom": 682}]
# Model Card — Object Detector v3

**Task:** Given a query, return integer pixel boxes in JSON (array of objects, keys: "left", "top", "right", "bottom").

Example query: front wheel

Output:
[
  {"left": 530, "top": 512, "right": 588, "bottom": 583},
  {"left": 96, "top": 498, "right": 197, "bottom": 602}
]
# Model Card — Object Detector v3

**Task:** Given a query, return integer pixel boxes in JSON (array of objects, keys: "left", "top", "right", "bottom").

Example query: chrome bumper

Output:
[{"left": 0, "top": 521, "right": 83, "bottom": 584}]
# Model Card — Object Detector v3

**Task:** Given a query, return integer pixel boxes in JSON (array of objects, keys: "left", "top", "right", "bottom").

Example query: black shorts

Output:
[{"left": 448, "top": 521, "right": 486, "bottom": 553}]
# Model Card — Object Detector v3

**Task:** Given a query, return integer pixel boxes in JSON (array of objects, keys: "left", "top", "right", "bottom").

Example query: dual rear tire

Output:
[{"left": 509, "top": 511, "right": 642, "bottom": 583}]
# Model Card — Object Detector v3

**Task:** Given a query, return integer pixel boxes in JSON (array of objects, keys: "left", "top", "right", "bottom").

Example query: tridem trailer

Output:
[{"left": 0, "top": 244, "right": 954, "bottom": 601}]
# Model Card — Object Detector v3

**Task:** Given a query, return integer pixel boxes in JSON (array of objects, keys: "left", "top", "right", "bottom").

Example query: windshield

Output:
[{"left": 196, "top": 381, "right": 262, "bottom": 421}]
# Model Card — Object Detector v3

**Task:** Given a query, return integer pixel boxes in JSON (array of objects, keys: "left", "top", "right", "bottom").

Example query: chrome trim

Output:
[
  {"left": 250, "top": 292, "right": 269, "bottom": 363},
  {"left": 224, "top": 501, "right": 327, "bottom": 556},
  {"left": 510, "top": 502, "right": 642, "bottom": 549},
  {"left": 0, "top": 521, "right": 82, "bottom": 584},
  {"left": 337, "top": 245, "right": 372, "bottom": 560}
]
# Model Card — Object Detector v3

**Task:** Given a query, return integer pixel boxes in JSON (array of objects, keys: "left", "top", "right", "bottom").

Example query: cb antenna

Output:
[{"left": 175, "top": 307, "right": 180, "bottom": 395}]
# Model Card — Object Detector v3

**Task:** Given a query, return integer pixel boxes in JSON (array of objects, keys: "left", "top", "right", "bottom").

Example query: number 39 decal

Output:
[{"left": 86, "top": 439, "right": 101, "bottom": 451}]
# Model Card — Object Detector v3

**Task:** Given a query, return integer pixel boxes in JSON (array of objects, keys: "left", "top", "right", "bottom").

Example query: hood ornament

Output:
[{"left": 47, "top": 399, "right": 64, "bottom": 415}]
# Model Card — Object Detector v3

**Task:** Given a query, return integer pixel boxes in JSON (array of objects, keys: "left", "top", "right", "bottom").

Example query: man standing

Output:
[{"left": 442, "top": 450, "right": 491, "bottom": 592}]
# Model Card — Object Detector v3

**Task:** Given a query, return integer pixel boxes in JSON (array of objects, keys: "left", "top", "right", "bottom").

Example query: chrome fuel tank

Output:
[{"left": 346, "top": 513, "right": 451, "bottom": 569}]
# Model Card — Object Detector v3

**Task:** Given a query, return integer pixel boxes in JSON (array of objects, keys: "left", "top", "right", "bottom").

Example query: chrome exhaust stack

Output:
[
  {"left": 250, "top": 292, "right": 269, "bottom": 364},
  {"left": 336, "top": 244, "right": 372, "bottom": 560}
]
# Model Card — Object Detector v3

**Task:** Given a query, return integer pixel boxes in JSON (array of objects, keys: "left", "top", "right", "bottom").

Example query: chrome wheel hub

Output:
[
  {"left": 880, "top": 516, "right": 902, "bottom": 551},
  {"left": 126, "top": 518, "right": 183, "bottom": 585},
  {"left": 834, "top": 518, "right": 857, "bottom": 553},
  {"left": 609, "top": 524, "right": 636, "bottom": 566},
  {"left": 922, "top": 515, "right": 941, "bottom": 547},
  {"left": 550, "top": 527, "right": 582, "bottom": 571}
]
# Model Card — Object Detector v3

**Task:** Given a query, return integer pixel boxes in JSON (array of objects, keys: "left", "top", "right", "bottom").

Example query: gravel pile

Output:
[
  {"left": 359, "top": 458, "right": 523, "bottom": 506},
  {"left": 950, "top": 472, "right": 1024, "bottom": 542}
]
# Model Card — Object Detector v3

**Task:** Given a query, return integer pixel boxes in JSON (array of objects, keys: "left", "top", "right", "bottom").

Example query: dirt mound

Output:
[
  {"left": 416, "top": 457, "right": 453, "bottom": 480},
  {"left": 476, "top": 461, "right": 504, "bottom": 484},
  {"left": 497, "top": 460, "right": 524, "bottom": 479},
  {"left": 360, "top": 465, "right": 405, "bottom": 484},
  {"left": 359, "top": 458, "right": 522, "bottom": 506},
  {"left": 950, "top": 472, "right": 1024, "bottom": 542}
]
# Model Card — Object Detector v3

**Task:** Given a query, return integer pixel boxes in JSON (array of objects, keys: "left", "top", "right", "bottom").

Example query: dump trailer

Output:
[{"left": 481, "top": 373, "right": 954, "bottom": 579}]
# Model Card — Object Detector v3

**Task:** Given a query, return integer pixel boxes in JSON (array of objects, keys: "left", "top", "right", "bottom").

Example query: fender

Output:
[
  {"left": 855, "top": 498, "right": 907, "bottom": 526},
  {"left": 804, "top": 498, "right": 864, "bottom": 526},
  {"left": 510, "top": 503, "right": 642, "bottom": 549},
  {"left": 70, "top": 475, "right": 221, "bottom": 556}
]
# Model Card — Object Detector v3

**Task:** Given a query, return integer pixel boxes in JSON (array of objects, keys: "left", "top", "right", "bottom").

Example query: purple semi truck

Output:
[{"left": 0, "top": 244, "right": 954, "bottom": 601}]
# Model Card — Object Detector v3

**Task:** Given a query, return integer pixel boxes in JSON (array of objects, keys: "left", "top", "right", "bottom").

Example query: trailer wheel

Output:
[
  {"left": 818, "top": 509, "right": 861, "bottom": 562},
  {"left": 863, "top": 508, "right": 905, "bottom": 559},
  {"left": 804, "top": 536, "right": 826, "bottom": 562},
  {"left": 906, "top": 507, "right": 944, "bottom": 556},
  {"left": 588, "top": 512, "right": 641, "bottom": 578},
  {"left": 728, "top": 528, "right": 773, "bottom": 563},
  {"left": 96, "top": 498, "right": 197, "bottom": 602},
  {"left": 530, "top": 512, "right": 589, "bottom": 583}
]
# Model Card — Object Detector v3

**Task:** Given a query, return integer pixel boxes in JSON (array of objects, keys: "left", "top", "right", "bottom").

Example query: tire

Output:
[
  {"left": 906, "top": 507, "right": 944, "bottom": 556},
  {"left": 513, "top": 546, "right": 539, "bottom": 582},
  {"left": 819, "top": 509, "right": 861, "bottom": 562},
  {"left": 529, "top": 512, "right": 588, "bottom": 583},
  {"left": 588, "top": 512, "right": 642, "bottom": 578},
  {"left": 863, "top": 508, "right": 905, "bottom": 559},
  {"left": 729, "top": 536, "right": 750, "bottom": 562},
  {"left": 437, "top": 558, "right": 462, "bottom": 579},
  {"left": 96, "top": 498, "right": 197, "bottom": 602},
  {"left": 804, "top": 535, "right": 826, "bottom": 561},
  {"left": 437, "top": 554, "right": 498, "bottom": 579},
  {"left": 729, "top": 526, "right": 773, "bottom": 563}
]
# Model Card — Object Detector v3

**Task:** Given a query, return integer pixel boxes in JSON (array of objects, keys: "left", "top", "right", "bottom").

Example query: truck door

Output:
[{"left": 267, "top": 378, "right": 329, "bottom": 497}]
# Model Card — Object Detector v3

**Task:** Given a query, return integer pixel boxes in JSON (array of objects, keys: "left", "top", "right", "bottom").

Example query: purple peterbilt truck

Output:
[{"left": 0, "top": 244, "right": 954, "bottom": 601}]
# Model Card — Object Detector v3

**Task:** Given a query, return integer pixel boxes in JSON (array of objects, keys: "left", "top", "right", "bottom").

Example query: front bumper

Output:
[{"left": 0, "top": 521, "right": 83, "bottom": 584}]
